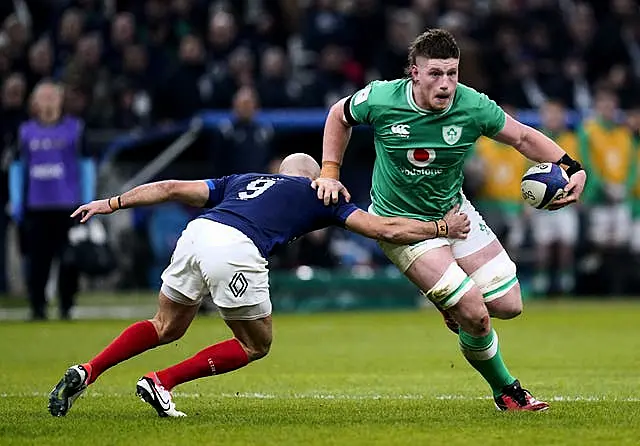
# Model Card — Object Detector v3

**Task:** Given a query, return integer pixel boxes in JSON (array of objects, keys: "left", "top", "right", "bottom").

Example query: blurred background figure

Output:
[
  {"left": 214, "top": 86, "right": 272, "bottom": 176},
  {"left": 578, "top": 88, "right": 636, "bottom": 295},
  {"left": 467, "top": 105, "right": 527, "bottom": 256},
  {"left": 9, "top": 81, "right": 95, "bottom": 320},
  {"left": 530, "top": 100, "right": 580, "bottom": 296},
  {"left": 0, "top": 73, "right": 27, "bottom": 295}
]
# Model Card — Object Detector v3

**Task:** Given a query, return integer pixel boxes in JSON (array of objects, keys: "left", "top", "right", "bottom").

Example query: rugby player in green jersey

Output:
[{"left": 313, "top": 29, "right": 587, "bottom": 411}]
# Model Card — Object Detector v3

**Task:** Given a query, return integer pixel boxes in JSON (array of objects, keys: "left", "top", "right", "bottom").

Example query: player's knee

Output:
[
  {"left": 151, "top": 316, "right": 188, "bottom": 344},
  {"left": 469, "top": 250, "right": 520, "bottom": 317},
  {"left": 450, "top": 288, "right": 491, "bottom": 337},
  {"left": 487, "top": 285, "right": 523, "bottom": 320},
  {"left": 243, "top": 335, "right": 272, "bottom": 361}
]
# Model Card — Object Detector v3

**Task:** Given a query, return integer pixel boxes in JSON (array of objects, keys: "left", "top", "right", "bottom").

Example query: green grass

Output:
[{"left": 1, "top": 300, "right": 640, "bottom": 445}]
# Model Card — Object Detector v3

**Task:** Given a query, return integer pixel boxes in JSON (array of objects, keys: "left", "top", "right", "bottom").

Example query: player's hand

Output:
[
  {"left": 70, "top": 199, "right": 114, "bottom": 223},
  {"left": 443, "top": 205, "right": 470, "bottom": 239},
  {"left": 310, "top": 177, "right": 351, "bottom": 205},
  {"left": 547, "top": 169, "right": 587, "bottom": 210}
]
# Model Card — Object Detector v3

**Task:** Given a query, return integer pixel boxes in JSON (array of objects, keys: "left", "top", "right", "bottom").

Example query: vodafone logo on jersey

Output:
[{"left": 407, "top": 148, "right": 436, "bottom": 167}]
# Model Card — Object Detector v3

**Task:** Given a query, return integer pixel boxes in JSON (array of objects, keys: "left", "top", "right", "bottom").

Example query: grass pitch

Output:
[{"left": 1, "top": 300, "right": 640, "bottom": 445}]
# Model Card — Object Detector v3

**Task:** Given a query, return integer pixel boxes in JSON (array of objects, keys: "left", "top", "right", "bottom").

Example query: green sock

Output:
[{"left": 458, "top": 329, "right": 515, "bottom": 396}]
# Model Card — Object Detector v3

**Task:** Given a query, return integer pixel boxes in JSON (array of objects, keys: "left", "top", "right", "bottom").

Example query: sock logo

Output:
[
  {"left": 207, "top": 357, "right": 216, "bottom": 374},
  {"left": 229, "top": 272, "right": 248, "bottom": 298}
]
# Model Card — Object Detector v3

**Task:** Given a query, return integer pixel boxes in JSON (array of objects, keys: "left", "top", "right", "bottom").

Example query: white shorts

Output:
[
  {"left": 530, "top": 207, "right": 579, "bottom": 245},
  {"left": 374, "top": 197, "right": 497, "bottom": 272},
  {"left": 161, "top": 219, "right": 271, "bottom": 317},
  {"left": 588, "top": 204, "right": 631, "bottom": 246}
]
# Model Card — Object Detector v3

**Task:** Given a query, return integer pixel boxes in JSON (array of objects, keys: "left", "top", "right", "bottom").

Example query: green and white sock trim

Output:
[{"left": 459, "top": 329, "right": 499, "bottom": 361}]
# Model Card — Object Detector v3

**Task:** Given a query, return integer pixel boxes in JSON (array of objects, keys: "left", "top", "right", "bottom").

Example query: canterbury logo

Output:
[{"left": 391, "top": 124, "right": 410, "bottom": 137}]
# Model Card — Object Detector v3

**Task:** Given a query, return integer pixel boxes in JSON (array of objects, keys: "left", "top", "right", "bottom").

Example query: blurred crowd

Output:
[
  {"left": 1, "top": 0, "right": 640, "bottom": 299},
  {"left": 0, "top": 0, "right": 639, "bottom": 129}
]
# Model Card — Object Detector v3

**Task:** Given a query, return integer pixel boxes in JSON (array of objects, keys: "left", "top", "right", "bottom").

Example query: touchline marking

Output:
[{"left": 3, "top": 392, "right": 640, "bottom": 402}]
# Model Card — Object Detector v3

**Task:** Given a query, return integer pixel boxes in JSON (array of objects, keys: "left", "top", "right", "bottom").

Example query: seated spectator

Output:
[
  {"left": 257, "top": 46, "right": 301, "bottom": 108},
  {"left": 154, "top": 34, "right": 208, "bottom": 122},
  {"left": 25, "top": 39, "right": 55, "bottom": 92}
]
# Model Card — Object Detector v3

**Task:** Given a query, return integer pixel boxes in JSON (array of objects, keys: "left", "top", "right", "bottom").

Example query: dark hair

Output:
[{"left": 405, "top": 29, "right": 460, "bottom": 75}]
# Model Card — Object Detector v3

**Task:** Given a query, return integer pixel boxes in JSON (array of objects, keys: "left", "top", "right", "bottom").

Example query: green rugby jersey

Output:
[{"left": 348, "top": 78, "right": 506, "bottom": 220}]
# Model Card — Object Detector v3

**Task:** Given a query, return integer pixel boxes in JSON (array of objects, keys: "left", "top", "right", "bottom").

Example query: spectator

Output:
[
  {"left": 0, "top": 73, "right": 27, "bottom": 294},
  {"left": 55, "top": 8, "right": 84, "bottom": 70},
  {"left": 468, "top": 105, "right": 527, "bottom": 254},
  {"left": 374, "top": 9, "right": 419, "bottom": 81},
  {"left": 154, "top": 34, "right": 208, "bottom": 122},
  {"left": 530, "top": 100, "right": 581, "bottom": 296},
  {"left": 303, "top": 44, "right": 355, "bottom": 108},
  {"left": 215, "top": 86, "right": 272, "bottom": 176},
  {"left": 3, "top": 14, "right": 29, "bottom": 71},
  {"left": 25, "top": 39, "right": 55, "bottom": 92},
  {"left": 302, "top": 0, "right": 350, "bottom": 53},
  {"left": 206, "top": 10, "right": 239, "bottom": 80},
  {"left": 105, "top": 12, "right": 136, "bottom": 74},
  {"left": 578, "top": 88, "right": 636, "bottom": 295},
  {"left": 257, "top": 46, "right": 301, "bottom": 108},
  {"left": 9, "top": 81, "right": 95, "bottom": 320},
  {"left": 63, "top": 33, "right": 111, "bottom": 127}
]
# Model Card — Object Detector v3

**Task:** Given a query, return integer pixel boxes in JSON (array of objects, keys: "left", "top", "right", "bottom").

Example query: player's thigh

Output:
[
  {"left": 186, "top": 219, "right": 270, "bottom": 310},
  {"left": 160, "top": 220, "right": 211, "bottom": 307},
  {"left": 556, "top": 208, "right": 579, "bottom": 246},
  {"left": 589, "top": 206, "right": 614, "bottom": 246},
  {"left": 404, "top": 246, "right": 473, "bottom": 309},
  {"left": 225, "top": 315, "right": 273, "bottom": 360},
  {"left": 456, "top": 238, "right": 521, "bottom": 317}
]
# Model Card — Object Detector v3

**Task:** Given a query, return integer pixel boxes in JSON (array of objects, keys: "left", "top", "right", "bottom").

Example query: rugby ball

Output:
[{"left": 521, "top": 163, "right": 569, "bottom": 209}]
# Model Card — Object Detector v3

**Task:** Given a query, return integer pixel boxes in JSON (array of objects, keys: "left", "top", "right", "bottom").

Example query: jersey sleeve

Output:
[
  {"left": 329, "top": 198, "right": 359, "bottom": 226},
  {"left": 346, "top": 82, "right": 375, "bottom": 125},
  {"left": 476, "top": 92, "right": 506, "bottom": 137},
  {"left": 203, "top": 176, "right": 231, "bottom": 208}
]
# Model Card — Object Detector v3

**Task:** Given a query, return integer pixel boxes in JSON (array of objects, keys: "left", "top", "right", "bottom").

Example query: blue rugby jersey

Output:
[{"left": 199, "top": 174, "right": 358, "bottom": 258}]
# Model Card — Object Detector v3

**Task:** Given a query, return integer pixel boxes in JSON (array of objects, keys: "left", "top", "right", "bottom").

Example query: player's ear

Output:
[{"left": 410, "top": 65, "right": 419, "bottom": 81}]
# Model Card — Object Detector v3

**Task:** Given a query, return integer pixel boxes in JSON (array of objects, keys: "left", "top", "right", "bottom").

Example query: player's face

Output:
[
  {"left": 541, "top": 102, "right": 566, "bottom": 133},
  {"left": 411, "top": 57, "right": 459, "bottom": 111},
  {"left": 32, "top": 84, "right": 62, "bottom": 123}
]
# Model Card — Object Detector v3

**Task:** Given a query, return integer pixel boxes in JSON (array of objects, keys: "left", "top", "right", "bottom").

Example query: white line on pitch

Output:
[{"left": 2, "top": 392, "right": 640, "bottom": 402}]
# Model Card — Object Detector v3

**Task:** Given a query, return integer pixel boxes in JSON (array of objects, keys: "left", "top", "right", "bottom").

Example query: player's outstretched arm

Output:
[
  {"left": 344, "top": 206, "right": 470, "bottom": 244},
  {"left": 311, "top": 97, "right": 353, "bottom": 205},
  {"left": 494, "top": 114, "right": 587, "bottom": 209},
  {"left": 71, "top": 180, "right": 210, "bottom": 223}
]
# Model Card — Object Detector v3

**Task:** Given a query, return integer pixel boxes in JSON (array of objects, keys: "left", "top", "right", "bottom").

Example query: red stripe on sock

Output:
[
  {"left": 156, "top": 339, "right": 249, "bottom": 390},
  {"left": 86, "top": 320, "right": 159, "bottom": 384}
]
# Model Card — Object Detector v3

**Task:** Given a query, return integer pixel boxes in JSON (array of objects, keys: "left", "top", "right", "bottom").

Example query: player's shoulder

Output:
[
  {"left": 362, "top": 78, "right": 409, "bottom": 104},
  {"left": 454, "top": 83, "right": 494, "bottom": 108}
]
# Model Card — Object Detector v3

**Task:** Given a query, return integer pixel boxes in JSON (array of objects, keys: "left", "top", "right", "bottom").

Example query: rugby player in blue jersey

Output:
[{"left": 48, "top": 153, "right": 469, "bottom": 418}]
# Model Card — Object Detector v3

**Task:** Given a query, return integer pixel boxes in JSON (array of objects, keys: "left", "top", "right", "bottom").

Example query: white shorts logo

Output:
[{"left": 407, "top": 148, "right": 436, "bottom": 167}]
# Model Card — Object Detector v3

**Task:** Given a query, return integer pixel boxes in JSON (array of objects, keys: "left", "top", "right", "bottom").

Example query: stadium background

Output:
[
  {"left": 0, "top": 0, "right": 639, "bottom": 315},
  {"left": 1, "top": 2, "right": 640, "bottom": 445}
]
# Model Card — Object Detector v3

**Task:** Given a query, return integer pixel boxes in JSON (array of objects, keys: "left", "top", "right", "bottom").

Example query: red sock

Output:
[
  {"left": 85, "top": 320, "right": 159, "bottom": 384},
  {"left": 156, "top": 338, "right": 249, "bottom": 390}
]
